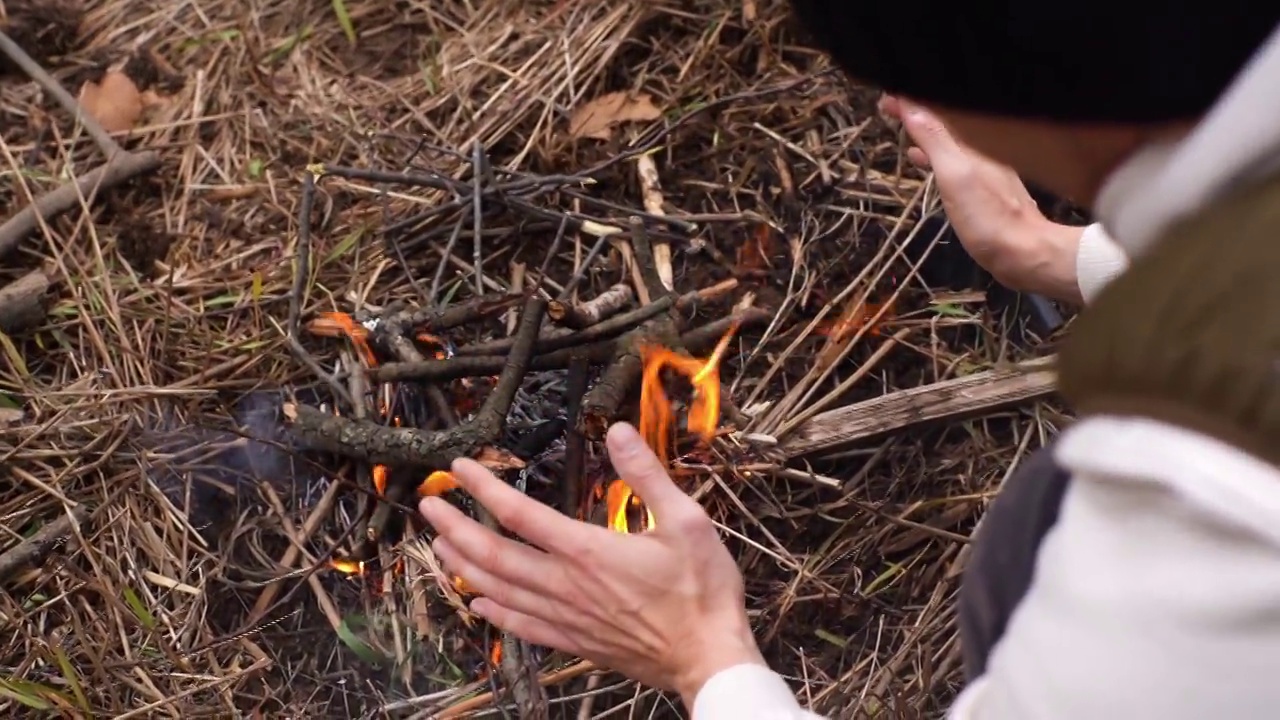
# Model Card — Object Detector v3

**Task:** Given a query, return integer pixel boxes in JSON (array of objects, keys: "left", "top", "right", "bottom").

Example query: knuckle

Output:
[{"left": 478, "top": 536, "right": 506, "bottom": 572}]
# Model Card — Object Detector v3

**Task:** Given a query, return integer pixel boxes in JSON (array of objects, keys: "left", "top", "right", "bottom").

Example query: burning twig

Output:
[
  {"left": 284, "top": 297, "right": 547, "bottom": 469},
  {"left": 579, "top": 218, "right": 681, "bottom": 439}
]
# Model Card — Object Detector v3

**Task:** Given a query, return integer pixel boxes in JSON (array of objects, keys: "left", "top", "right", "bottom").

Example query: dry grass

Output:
[{"left": 0, "top": 0, "right": 1063, "bottom": 717}]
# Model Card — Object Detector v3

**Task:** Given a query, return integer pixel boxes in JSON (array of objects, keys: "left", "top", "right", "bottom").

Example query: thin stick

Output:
[
  {"left": 472, "top": 142, "right": 485, "bottom": 296},
  {"left": 430, "top": 212, "right": 468, "bottom": 307},
  {"left": 0, "top": 150, "right": 161, "bottom": 260},
  {"left": 0, "top": 505, "right": 88, "bottom": 583}
]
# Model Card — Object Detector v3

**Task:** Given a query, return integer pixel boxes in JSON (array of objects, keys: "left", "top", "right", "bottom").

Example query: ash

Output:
[{"left": 503, "top": 369, "right": 571, "bottom": 489}]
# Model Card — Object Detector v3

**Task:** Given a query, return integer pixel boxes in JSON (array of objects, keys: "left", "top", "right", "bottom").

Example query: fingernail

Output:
[
  {"left": 449, "top": 457, "right": 471, "bottom": 480},
  {"left": 420, "top": 496, "right": 444, "bottom": 518},
  {"left": 607, "top": 422, "right": 644, "bottom": 449}
]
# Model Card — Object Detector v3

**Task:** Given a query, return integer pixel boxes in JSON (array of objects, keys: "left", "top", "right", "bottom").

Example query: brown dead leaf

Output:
[
  {"left": 474, "top": 446, "right": 526, "bottom": 471},
  {"left": 568, "top": 91, "right": 662, "bottom": 141},
  {"left": 79, "top": 69, "right": 143, "bottom": 134}
]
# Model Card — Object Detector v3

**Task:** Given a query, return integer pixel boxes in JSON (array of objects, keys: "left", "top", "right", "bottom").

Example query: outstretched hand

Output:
[
  {"left": 420, "top": 422, "right": 763, "bottom": 706},
  {"left": 881, "top": 95, "right": 1085, "bottom": 303}
]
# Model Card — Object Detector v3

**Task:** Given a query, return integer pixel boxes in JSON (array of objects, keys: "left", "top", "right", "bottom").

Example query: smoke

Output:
[{"left": 138, "top": 389, "right": 328, "bottom": 540}]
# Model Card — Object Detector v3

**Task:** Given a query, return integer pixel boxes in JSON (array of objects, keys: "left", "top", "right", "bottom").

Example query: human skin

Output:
[{"left": 879, "top": 96, "right": 1088, "bottom": 304}]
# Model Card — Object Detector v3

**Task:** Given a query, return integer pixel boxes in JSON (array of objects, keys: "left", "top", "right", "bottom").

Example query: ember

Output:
[
  {"left": 816, "top": 297, "right": 893, "bottom": 340},
  {"left": 605, "top": 320, "right": 740, "bottom": 534},
  {"left": 331, "top": 558, "right": 364, "bottom": 575}
]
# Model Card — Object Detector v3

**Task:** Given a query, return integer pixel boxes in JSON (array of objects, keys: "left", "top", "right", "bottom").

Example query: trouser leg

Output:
[{"left": 958, "top": 441, "right": 1072, "bottom": 680}]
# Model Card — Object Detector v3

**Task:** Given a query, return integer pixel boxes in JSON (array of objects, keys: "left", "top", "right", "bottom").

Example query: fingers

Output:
[
  {"left": 470, "top": 597, "right": 580, "bottom": 655},
  {"left": 432, "top": 537, "right": 561, "bottom": 622},
  {"left": 895, "top": 98, "right": 965, "bottom": 175},
  {"left": 606, "top": 423, "right": 708, "bottom": 531},
  {"left": 906, "top": 147, "right": 931, "bottom": 168},
  {"left": 877, "top": 94, "right": 902, "bottom": 120},
  {"left": 448, "top": 458, "right": 597, "bottom": 556},
  {"left": 420, "top": 496, "right": 561, "bottom": 596}
]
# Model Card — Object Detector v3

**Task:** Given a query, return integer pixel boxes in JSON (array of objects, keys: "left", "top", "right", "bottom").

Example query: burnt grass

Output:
[{"left": 0, "top": 1, "right": 1065, "bottom": 718}]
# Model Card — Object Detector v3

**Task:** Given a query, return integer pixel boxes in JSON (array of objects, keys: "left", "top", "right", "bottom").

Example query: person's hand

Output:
[
  {"left": 419, "top": 422, "right": 764, "bottom": 707},
  {"left": 881, "top": 95, "right": 1086, "bottom": 303}
]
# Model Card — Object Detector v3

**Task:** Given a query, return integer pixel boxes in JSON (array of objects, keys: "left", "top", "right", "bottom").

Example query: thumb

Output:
[
  {"left": 897, "top": 99, "right": 966, "bottom": 173},
  {"left": 606, "top": 423, "right": 705, "bottom": 526}
]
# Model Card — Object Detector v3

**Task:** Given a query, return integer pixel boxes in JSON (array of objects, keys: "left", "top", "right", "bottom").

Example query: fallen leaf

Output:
[
  {"left": 78, "top": 70, "right": 143, "bottom": 134},
  {"left": 0, "top": 407, "right": 23, "bottom": 425},
  {"left": 474, "top": 446, "right": 526, "bottom": 470},
  {"left": 568, "top": 91, "right": 662, "bottom": 141}
]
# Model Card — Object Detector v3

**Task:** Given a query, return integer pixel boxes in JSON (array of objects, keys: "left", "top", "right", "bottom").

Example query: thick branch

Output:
[
  {"left": 455, "top": 293, "right": 675, "bottom": 357},
  {"left": 577, "top": 219, "right": 682, "bottom": 438},
  {"left": 368, "top": 341, "right": 610, "bottom": 384},
  {"left": 286, "top": 298, "right": 548, "bottom": 467},
  {"left": 561, "top": 355, "right": 591, "bottom": 516}
]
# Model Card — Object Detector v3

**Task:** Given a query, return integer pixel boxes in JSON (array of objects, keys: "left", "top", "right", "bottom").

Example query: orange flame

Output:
[
  {"left": 418, "top": 470, "right": 459, "bottom": 497},
  {"left": 331, "top": 558, "right": 364, "bottom": 575},
  {"left": 309, "top": 312, "right": 378, "bottom": 367},
  {"left": 815, "top": 298, "right": 893, "bottom": 340},
  {"left": 606, "top": 320, "right": 740, "bottom": 534}
]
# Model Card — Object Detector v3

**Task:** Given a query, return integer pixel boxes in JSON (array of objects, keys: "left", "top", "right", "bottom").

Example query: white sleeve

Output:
[
  {"left": 952, "top": 417, "right": 1280, "bottom": 720},
  {"left": 692, "top": 664, "right": 825, "bottom": 719},
  {"left": 1074, "top": 223, "right": 1129, "bottom": 303}
]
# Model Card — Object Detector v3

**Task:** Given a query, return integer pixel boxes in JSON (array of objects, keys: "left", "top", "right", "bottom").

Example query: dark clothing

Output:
[{"left": 958, "top": 441, "right": 1071, "bottom": 679}]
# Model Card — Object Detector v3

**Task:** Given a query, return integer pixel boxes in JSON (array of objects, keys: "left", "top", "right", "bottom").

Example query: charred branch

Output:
[
  {"left": 285, "top": 297, "right": 548, "bottom": 468},
  {"left": 578, "top": 218, "right": 682, "bottom": 439},
  {"left": 561, "top": 355, "right": 591, "bottom": 516}
]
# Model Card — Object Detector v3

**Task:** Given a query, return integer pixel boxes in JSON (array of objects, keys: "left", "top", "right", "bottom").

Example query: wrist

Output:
[
  {"left": 1008, "top": 218, "right": 1086, "bottom": 304},
  {"left": 674, "top": 618, "right": 766, "bottom": 709}
]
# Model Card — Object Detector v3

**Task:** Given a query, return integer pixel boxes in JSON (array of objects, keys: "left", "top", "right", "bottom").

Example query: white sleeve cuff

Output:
[
  {"left": 692, "top": 663, "right": 824, "bottom": 719},
  {"left": 1075, "top": 222, "right": 1129, "bottom": 303}
]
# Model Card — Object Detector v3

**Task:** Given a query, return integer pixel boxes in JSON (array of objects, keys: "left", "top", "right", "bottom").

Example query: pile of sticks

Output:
[{"left": 280, "top": 149, "right": 771, "bottom": 718}]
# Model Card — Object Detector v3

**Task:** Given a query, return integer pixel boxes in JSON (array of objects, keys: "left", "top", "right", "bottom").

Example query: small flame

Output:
[
  {"left": 490, "top": 640, "right": 503, "bottom": 666},
  {"left": 606, "top": 320, "right": 740, "bottom": 534},
  {"left": 816, "top": 298, "right": 893, "bottom": 340},
  {"left": 604, "top": 478, "right": 656, "bottom": 533},
  {"left": 454, "top": 575, "right": 478, "bottom": 595},
  {"left": 372, "top": 465, "right": 388, "bottom": 496},
  {"left": 331, "top": 558, "right": 364, "bottom": 575},
  {"left": 418, "top": 470, "right": 458, "bottom": 497},
  {"left": 310, "top": 312, "right": 378, "bottom": 367}
]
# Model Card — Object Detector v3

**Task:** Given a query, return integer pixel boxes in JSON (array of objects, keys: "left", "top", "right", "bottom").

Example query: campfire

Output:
[{"left": 279, "top": 156, "right": 777, "bottom": 707}]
